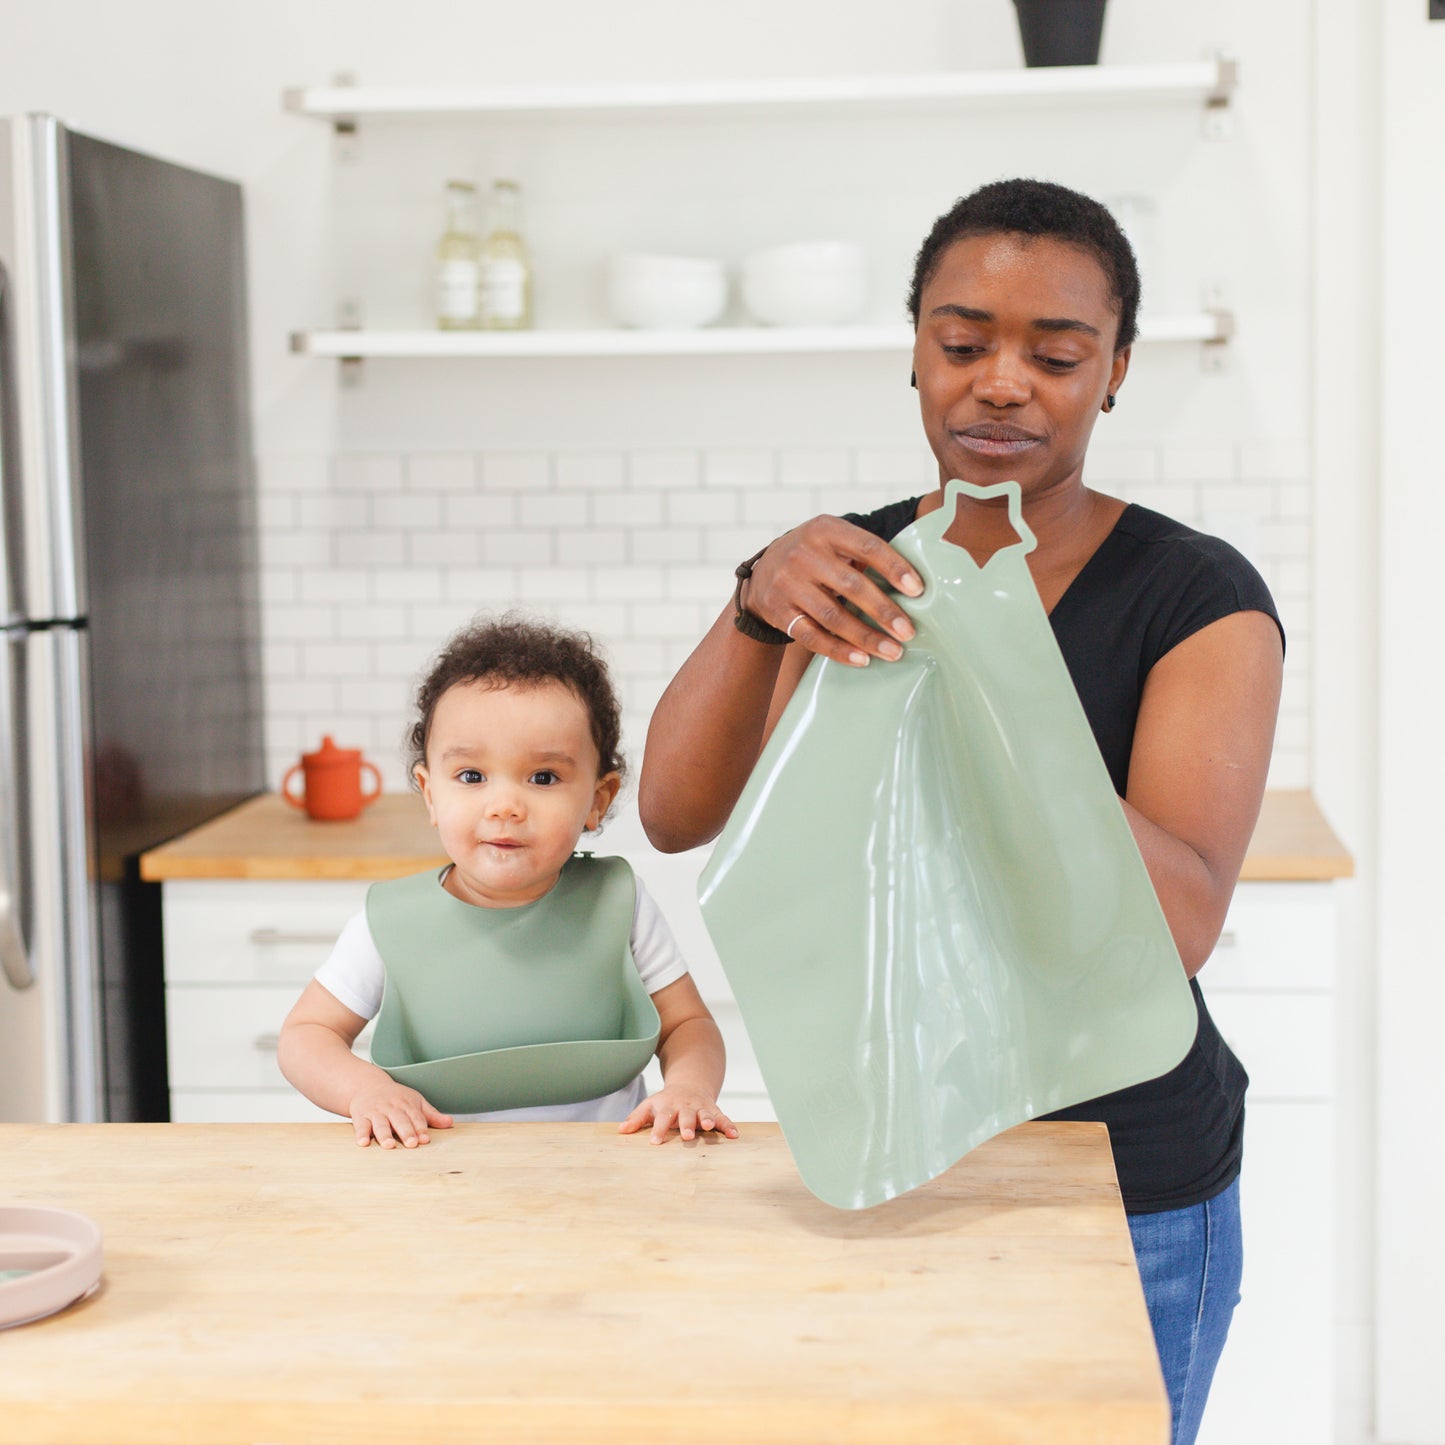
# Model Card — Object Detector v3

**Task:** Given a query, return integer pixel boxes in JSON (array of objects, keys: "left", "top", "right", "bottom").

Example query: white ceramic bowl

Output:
[
  {"left": 606, "top": 253, "right": 727, "bottom": 330},
  {"left": 741, "top": 241, "right": 867, "bottom": 327}
]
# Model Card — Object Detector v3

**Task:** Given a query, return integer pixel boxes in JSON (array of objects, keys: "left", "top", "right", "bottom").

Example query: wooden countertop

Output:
[
  {"left": 0, "top": 1120, "right": 1166, "bottom": 1444},
  {"left": 139, "top": 792, "right": 446, "bottom": 881},
  {"left": 140, "top": 787, "right": 1353, "bottom": 883}
]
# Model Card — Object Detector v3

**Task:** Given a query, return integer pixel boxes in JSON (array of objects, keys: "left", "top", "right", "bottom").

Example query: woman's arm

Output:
[
  {"left": 1122, "top": 610, "right": 1284, "bottom": 976},
  {"left": 639, "top": 517, "right": 923, "bottom": 852},
  {"left": 277, "top": 980, "right": 453, "bottom": 1147}
]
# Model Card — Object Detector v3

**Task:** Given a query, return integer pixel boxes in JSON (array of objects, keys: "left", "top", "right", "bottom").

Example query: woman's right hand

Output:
[
  {"left": 346, "top": 1081, "right": 454, "bottom": 1149},
  {"left": 741, "top": 516, "right": 923, "bottom": 666}
]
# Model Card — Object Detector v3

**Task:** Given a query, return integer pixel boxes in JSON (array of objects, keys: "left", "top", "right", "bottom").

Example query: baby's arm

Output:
[
  {"left": 277, "top": 980, "right": 453, "bottom": 1148},
  {"left": 619, "top": 974, "right": 738, "bottom": 1144}
]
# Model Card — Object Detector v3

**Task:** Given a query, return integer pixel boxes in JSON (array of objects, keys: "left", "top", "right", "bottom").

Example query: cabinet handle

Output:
[
  {"left": 253, "top": 1033, "right": 280, "bottom": 1053},
  {"left": 248, "top": 928, "right": 339, "bottom": 947}
]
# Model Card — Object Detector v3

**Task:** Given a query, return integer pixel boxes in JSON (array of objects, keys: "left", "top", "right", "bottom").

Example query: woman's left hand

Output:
[{"left": 619, "top": 1088, "right": 740, "bottom": 1144}]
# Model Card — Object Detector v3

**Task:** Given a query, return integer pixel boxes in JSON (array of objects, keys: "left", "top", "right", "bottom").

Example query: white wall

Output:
[
  {"left": 1376, "top": 1, "right": 1445, "bottom": 1440},
  {"left": 0, "top": 0, "right": 1390, "bottom": 1437}
]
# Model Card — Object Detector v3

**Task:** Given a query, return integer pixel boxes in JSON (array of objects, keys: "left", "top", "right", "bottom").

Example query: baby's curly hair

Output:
[{"left": 407, "top": 614, "right": 625, "bottom": 787}]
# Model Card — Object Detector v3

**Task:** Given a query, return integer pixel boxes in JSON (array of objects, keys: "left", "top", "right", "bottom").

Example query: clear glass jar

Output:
[
  {"left": 478, "top": 179, "right": 532, "bottom": 330},
  {"left": 435, "top": 180, "right": 481, "bottom": 330}
]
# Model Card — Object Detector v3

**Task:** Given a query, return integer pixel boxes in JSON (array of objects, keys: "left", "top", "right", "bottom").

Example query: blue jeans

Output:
[{"left": 1127, "top": 1177, "right": 1243, "bottom": 1445}]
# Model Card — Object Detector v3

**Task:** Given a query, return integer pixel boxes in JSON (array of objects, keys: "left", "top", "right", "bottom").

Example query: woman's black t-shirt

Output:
[{"left": 841, "top": 497, "right": 1284, "bottom": 1214}]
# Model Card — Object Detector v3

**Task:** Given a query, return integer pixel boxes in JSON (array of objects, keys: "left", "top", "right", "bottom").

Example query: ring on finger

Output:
[{"left": 786, "top": 613, "right": 807, "bottom": 639}]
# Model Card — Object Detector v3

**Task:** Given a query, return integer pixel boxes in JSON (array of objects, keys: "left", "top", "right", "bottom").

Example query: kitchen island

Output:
[{"left": 1, "top": 1120, "right": 1166, "bottom": 1444}]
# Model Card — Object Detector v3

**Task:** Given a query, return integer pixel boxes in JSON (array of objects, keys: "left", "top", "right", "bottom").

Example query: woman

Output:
[{"left": 638, "top": 178, "right": 1283, "bottom": 1445}]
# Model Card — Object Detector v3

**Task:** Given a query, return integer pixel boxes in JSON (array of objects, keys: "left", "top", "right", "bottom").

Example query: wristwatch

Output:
[{"left": 731, "top": 546, "right": 792, "bottom": 646}]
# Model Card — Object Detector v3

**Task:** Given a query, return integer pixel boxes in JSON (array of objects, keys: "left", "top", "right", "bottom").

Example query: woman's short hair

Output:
[{"left": 907, "top": 177, "right": 1141, "bottom": 351}]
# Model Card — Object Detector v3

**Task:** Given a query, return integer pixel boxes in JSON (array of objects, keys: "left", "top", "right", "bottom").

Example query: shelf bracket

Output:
[
  {"left": 1203, "top": 55, "right": 1238, "bottom": 140},
  {"left": 330, "top": 72, "right": 359, "bottom": 161},
  {"left": 1201, "top": 296, "right": 1234, "bottom": 373},
  {"left": 338, "top": 298, "right": 364, "bottom": 387}
]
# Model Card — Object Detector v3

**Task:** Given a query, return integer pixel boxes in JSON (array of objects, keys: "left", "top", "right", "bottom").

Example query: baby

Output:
[{"left": 278, "top": 616, "right": 738, "bottom": 1148}]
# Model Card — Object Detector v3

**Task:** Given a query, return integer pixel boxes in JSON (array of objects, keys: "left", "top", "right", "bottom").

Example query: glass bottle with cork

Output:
[
  {"left": 478, "top": 178, "right": 532, "bottom": 330},
  {"left": 435, "top": 179, "right": 482, "bottom": 330}
]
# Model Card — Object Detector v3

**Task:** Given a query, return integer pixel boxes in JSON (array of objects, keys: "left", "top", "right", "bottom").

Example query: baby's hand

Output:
[
  {"left": 347, "top": 1082, "right": 453, "bottom": 1149},
  {"left": 619, "top": 1088, "right": 740, "bottom": 1145}
]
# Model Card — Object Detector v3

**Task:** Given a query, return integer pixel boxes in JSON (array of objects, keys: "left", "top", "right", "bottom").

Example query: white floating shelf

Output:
[
  {"left": 284, "top": 59, "right": 1236, "bottom": 120},
  {"left": 290, "top": 314, "right": 1233, "bottom": 360}
]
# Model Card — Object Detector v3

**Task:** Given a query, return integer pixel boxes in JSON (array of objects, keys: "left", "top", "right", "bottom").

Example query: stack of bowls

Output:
[
  {"left": 740, "top": 241, "right": 867, "bottom": 327},
  {"left": 606, "top": 253, "right": 728, "bottom": 330}
]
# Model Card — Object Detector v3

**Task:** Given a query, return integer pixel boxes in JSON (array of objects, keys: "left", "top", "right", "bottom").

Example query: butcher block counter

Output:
[
  {"left": 0, "top": 1120, "right": 1166, "bottom": 1445},
  {"left": 140, "top": 788, "right": 1352, "bottom": 883}
]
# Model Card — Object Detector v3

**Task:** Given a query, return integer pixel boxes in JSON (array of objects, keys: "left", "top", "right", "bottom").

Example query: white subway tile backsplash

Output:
[
  {"left": 1162, "top": 442, "right": 1238, "bottom": 484},
  {"left": 443, "top": 492, "right": 519, "bottom": 529},
  {"left": 703, "top": 527, "right": 780, "bottom": 565},
  {"left": 556, "top": 453, "right": 626, "bottom": 491},
  {"left": 373, "top": 494, "right": 442, "bottom": 532},
  {"left": 631, "top": 528, "right": 703, "bottom": 565},
  {"left": 409, "top": 531, "right": 481, "bottom": 567},
  {"left": 667, "top": 492, "right": 740, "bottom": 527},
  {"left": 336, "top": 531, "right": 405, "bottom": 567},
  {"left": 268, "top": 678, "right": 340, "bottom": 713},
  {"left": 628, "top": 451, "right": 700, "bottom": 491},
  {"left": 664, "top": 566, "right": 729, "bottom": 603},
  {"left": 778, "top": 447, "right": 851, "bottom": 490},
  {"left": 517, "top": 568, "right": 591, "bottom": 602},
  {"left": 606, "top": 492, "right": 667, "bottom": 528},
  {"left": 257, "top": 454, "right": 329, "bottom": 494},
  {"left": 481, "top": 452, "right": 551, "bottom": 490},
  {"left": 702, "top": 449, "right": 773, "bottom": 490},
  {"left": 558, "top": 529, "right": 628, "bottom": 566},
  {"left": 333, "top": 454, "right": 404, "bottom": 492},
  {"left": 854, "top": 448, "right": 933, "bottom": 487},
  {"left": 1085, "top": 442, "right": 1161, "bottom": 486},
  {"left": 519, "top": 492, "right": 592, "bottom": 529},
  {"left": 336, "top": 605, "right": 411, "bottom": 641},
  {"left": 406, "top": 453, "right": 478, "bottom": 492},
  {"left": 263, "top": 604, "right": 336, "bottom": 641},
  {"left": 595, "top": 566, "right": 666, "bottom": 601},
  {"left": 443, "top": 568, "right": 525, "bottom": 604},
  {"left": 1239, "top": 441, "right": 1311, "bottom": 482},
  {"left": 481, "top": 529, "right": 553, "bottom": 566},
  {"left": 299, "top": 570, "right": 370, "bottom": 605},
  {"left": 258, "top": 440, "right": 1316, "bottom": 788},
  {"left": 374, "top": 571, "right": 445, "bottom": 605},
  {"left": 264, "top": 531, "right": 334, "bottom": 567},
  {"left": 297, "top": 494, "right": 370, "bottom": 531},
  {"left": 301, "top": 641, "right": 373, "bottom": 677}
]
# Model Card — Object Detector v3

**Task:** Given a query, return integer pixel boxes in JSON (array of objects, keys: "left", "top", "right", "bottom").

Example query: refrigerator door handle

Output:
[{"left": 0, "top": 634, "right": 34, "bottom": 990}]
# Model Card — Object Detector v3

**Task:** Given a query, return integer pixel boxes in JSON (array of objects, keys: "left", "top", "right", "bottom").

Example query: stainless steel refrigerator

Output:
[{"left": 0, "top": 115, "right": 264, "bottom": 1122}]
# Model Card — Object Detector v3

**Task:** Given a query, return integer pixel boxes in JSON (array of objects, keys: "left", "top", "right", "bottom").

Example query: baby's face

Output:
[{"left": 414, "top": 680, "right": 620, "bottom": 908}]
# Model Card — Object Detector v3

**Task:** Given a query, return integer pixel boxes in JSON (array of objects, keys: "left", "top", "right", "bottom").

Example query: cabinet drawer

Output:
[
  {"left": 163, "top": 880, "right": 370, "bottom": 985},
  {"left": 1202, "top": 882, "right": 1337, "bottom": 992},
  {"left": 166, "top": 985, "right": 373, "bottom": 1090}
]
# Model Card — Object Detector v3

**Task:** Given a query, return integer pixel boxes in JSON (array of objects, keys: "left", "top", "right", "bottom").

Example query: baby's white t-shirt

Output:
[{"left": 313, "top": 871, "right": 689, "bottom": 1124}]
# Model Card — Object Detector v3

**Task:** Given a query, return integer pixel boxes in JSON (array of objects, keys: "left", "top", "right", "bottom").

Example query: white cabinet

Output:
[
  {"left": 1194, "top": 881, "right": 1338, "bottom": 1445},
  {"left": 162, "top": 879, "right": 369, "bottom": 1124}
]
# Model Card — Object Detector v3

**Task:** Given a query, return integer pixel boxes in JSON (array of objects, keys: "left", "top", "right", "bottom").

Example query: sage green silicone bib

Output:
[
  {"left": 699, "top": 478, "right": 1198, "bottom": 1209},
  {"left": 368, "top": 854, "right": 660, "bottom": 1114}
]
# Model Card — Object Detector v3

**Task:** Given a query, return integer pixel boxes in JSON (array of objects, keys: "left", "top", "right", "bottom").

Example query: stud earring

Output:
[
  {"left": 910, "top": 371, "right": 917, "bottom": 389},
  {"left": 1104, "top": 393, "right": 1117, "bottom": 412}
]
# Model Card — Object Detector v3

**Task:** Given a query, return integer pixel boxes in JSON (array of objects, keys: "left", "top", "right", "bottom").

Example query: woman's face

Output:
[{"left": 912, "top": 231, "right": 1130, "bottom": 499}]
